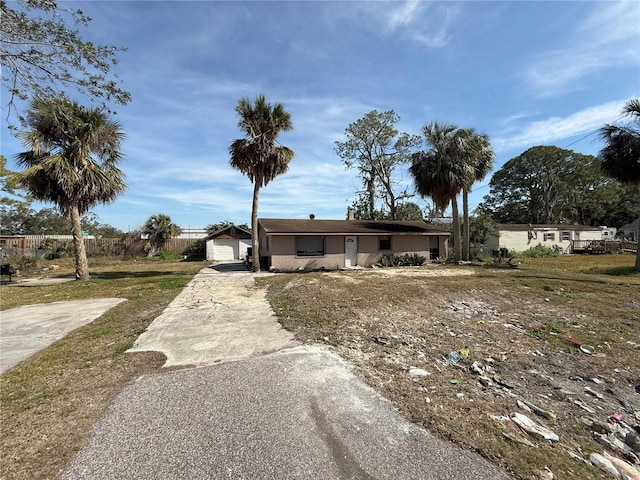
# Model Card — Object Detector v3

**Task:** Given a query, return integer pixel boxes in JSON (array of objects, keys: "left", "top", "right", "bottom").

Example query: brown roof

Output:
[
  {"left": 203, "top": 225, "right": 252, "bottom": 240},
  {"left": 499, "top": 224, "right": 602, "bottom": 232},
  {"left": 259, "top": 219, "right": 450, "bottom": 236}
]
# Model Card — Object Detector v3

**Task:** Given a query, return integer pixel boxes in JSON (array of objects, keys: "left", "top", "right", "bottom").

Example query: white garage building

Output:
[{"left": 205, "top": 225, "right": 252, "bottom": 262}]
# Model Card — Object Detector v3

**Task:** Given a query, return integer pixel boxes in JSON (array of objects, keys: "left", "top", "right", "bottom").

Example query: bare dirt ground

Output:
[{"left": 260, "top": 261, "right": 640, "bottom": 480}]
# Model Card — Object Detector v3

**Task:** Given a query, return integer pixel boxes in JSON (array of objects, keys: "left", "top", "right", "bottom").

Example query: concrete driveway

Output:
[
  {"left": 60, "top": 263, "right": 513, "bottom": 479},
  {"left": 0, "top": 297, "right": 126, "bottom": 374},
  {"left": 127, "top": 263, "right": 298, "bottom": 366}
]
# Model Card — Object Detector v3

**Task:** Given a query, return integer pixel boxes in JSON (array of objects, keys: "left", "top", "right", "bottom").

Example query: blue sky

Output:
[{"left": 2, "top": 0, "right": 639, "bottom": 232}]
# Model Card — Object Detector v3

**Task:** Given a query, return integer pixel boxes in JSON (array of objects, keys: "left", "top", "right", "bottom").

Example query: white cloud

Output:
[
  {"left": 524, "top": 1, "right": 640, "bottom": 96},
  {"left": 493, "top": 100, "right": 628, "bottom": 152},
  {"left": 386, "top": 0, "right": 422, "bottom": 31},
  {"left": 340, "top": 1, "right": 458, "bottom": 48}
]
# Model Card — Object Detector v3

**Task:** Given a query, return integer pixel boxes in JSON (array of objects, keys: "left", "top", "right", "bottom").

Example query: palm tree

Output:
[
  {"left": 410, "top": 122, "right": 474, "bottom": 262},
  {"left": 461, "top": 131, "right": 494, "bottom": 261},
  {"left": 16, "top": 95, "right": 125, "bottom": 280},
  {"left": 599, "top": 98, "right": 640, "bottom": 272},
  {"left": 142, "top": 213, "right": 182, "bottom": 255},
  {"left": 229, "top": 95, "right": 294, "bottom": 271}
]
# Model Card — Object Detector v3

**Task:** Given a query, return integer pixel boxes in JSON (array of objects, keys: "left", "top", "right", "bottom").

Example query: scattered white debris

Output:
[{"left": 509, "top": 412, "right": 559, "bottom": 442}]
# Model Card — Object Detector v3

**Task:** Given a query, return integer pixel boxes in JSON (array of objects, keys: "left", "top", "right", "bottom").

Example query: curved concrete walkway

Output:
[{"left": 61, "top": 263, "right": 513, "bottom": 479}]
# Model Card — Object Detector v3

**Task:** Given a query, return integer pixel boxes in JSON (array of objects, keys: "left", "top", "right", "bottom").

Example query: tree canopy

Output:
[
  {"left": 410, "top": 122, "right": 477, "bottom": 262},
  {"left": 598, "top": 98, "right": 640, "bottom": 272},
  {"left": 229, "top": 94, "right": 294, "bottom": 271},
  {"left": 142, "top": 213, "right": 181, "bottom": 254},
  {"left": 599, "top": 98, "right": 640, "bottom": 184},
  {"left": 16, "top": 95, "right": 126, "bottom": 279},
  {"left": 335, "top": 110, "right": 421, "bottom": 220},
  {"left": 1, "top": 0, "right": 130, "bottom": 125},
  {"left": 477, "top": 145, "right": 638, "bottom": 227},
  {"left": 205, "top": 221, "right": 250, "bottom": 235}
]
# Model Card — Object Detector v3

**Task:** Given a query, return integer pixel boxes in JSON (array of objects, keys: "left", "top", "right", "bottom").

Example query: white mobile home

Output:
[{"left": 486, "top": 224, "right": 614, "bottom": 254}]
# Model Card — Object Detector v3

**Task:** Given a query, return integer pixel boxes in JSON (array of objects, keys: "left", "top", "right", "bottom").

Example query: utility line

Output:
[{"left": 469, "top": 112, "right": 630, "bottom": 195}]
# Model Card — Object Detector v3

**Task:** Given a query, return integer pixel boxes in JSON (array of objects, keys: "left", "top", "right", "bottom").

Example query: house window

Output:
[
  {"left": 543, "top": 232, "right": 555, "bottom": 241},
  {"left": 561, "top": 231, "right": 571, "bottom": 241},
  {"left": 296, "top": 236, "right": 324, "bottom": 257},
  {"left": 379, "top": 236, "right": 391, "bottom": 250}
]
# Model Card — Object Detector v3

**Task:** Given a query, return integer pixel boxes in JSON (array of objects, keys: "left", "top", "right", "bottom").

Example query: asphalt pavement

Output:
[
  {"left": 60, "top": 345, "right": 512, "bottom": 480},
  {"left": 8, "top": 262, "right": 513, "bottom": 479}
]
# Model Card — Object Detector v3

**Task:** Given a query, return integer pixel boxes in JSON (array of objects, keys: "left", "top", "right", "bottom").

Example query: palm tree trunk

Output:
[
  {"left": 251, "top": 181, "right": 260, "bottom": 272},
  {"left": 451, "top": 195, "right": 462, "bottom": 262},
  {"left": 70, "top": 205, "right": 90, "bottom": 280},
  {"left": 462, "top": 188, "right": 470, "bottom": 261}
]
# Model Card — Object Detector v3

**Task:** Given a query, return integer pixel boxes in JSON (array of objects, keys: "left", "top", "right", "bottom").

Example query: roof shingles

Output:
[{"left": 258, "top": 219, "right": 450, "bottom": 235}]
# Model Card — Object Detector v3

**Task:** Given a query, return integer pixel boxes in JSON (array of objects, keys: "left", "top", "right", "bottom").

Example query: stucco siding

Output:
[
  {"left": 268, "top": 235, "right": 344, "bottom": 270},
  {"left": 265, "top": 234, "right": 440, "bottom": 270}
]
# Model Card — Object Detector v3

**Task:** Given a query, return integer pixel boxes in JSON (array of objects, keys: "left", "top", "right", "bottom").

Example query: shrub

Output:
[
  {"left": 182, "top": 239, "right": 205, "bottom": 259},
  {"left": 155, "top": 250, "right": 183, "bottom": 261},
  {"left": 379, "top": 253, "right": 426, "bottom": 267},
  {"left": 519, "top": 243, "right": 561, "bottom": 258},
  {"left": 3, "top": 254, "right": 40, "bottom": 275}
]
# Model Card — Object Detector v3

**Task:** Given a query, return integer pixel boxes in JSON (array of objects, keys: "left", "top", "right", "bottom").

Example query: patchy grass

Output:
[
  {"left": 259, "top": 254, "right": 640, "bottom": 480},
  {"left": 0, "top": 258, "right": 207, "bottom": 480}
]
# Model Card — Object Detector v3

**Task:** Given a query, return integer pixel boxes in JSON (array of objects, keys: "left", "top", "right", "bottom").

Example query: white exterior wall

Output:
[
  {"left": 206, "top": 239, "right": 252, "bottom": 261},
  {"left": 490, "top": 227, "right": 604, "bottom": 253}
]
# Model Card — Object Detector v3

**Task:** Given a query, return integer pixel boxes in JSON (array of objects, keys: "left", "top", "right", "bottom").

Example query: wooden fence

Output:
[
  {"left": 572, "top": 240, "right": 638, "bottom": 254},
  {"left": 1, "top": 236, "right": 202, "bottom": 258}
]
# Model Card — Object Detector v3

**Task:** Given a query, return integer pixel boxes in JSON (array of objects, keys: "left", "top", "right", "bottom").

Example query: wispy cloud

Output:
[
  {"left": 342, "top": 0, "right": 458, "bottom": 48},
  {"left": 493, "top": 99, "right": 628, "bottom": 152},
  {"left": 524, "top": 1, "right": 640, "bottom": 96}
]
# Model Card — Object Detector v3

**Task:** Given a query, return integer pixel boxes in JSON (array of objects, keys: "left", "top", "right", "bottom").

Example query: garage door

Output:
[
  {"left": 239, "top": 239, "right": 251, "bottom": 260},
  {"left": 213, "top": 239, "right": 238, "bottom": 261}
]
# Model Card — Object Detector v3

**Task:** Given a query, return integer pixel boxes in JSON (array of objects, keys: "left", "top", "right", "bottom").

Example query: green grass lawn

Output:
[
  {"left": 1, "top": 253, "right": 638, "bottom": 480},
  {"left": 258, "top": 253, "right": 640, "bottom": 480},
  {"left": 0, "top": 257, "right": 208, "bottom": 480}
]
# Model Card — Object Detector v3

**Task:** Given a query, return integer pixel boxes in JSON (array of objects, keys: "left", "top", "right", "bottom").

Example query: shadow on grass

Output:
[
  {"left": 475, "top": 263, "right": 640, "bottom": 287},
  {"left": 585, "top": 266, "right": 638, "bottom": 276},
  {"left": 95, "top": 271, "right": 181, "bottom": 280}
]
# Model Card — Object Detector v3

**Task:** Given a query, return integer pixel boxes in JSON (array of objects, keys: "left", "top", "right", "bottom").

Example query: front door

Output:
[{"left": 345, "top": 236, "right": 357, "bottom": 267}]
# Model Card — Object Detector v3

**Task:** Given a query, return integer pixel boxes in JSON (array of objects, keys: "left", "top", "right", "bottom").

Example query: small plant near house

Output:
[
  {"left": 379, "top": 253, "right": 426, "bottom": 267},
  {"left": 149, "top": 250, "right": 183, "bottom": 261},
  {"left": 520, "top": 243, "right": 562, "bottom": 258},
  {"left": 182, "top": 239, "right": 205, "bottom": 260},
  {"left": 1, "top": 254, "right": 44, "bottom": 277}
]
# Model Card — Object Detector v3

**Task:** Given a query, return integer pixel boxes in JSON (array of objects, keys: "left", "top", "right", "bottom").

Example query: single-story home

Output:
[
  {"left": 204, "top": 225, "right": 252, "bottom": 262},
  {"left": 485, "top": 224, "right": 616, "bottom": 254},
  {"left": 257, "top": 214, "right": 450, "bottom": 270}
]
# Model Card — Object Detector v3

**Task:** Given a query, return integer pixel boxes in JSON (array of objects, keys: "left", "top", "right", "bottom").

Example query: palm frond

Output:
[{"left": 599, "top": 98, "right": 640, "bottom": 184}]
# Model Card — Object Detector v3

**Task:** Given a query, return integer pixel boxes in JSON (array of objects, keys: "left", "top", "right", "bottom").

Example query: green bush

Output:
[
  {"left": 379, "top": 253, "right": 426, "bottom": 267},
  {"left": 182, "top": 239, "right": 205, "bottom": 259},
  {"left": 3, "top": 255, "right": 41, "bottom": 275},
  {"left": 519, "top": 243, "right": 562, "bottom": 258},
  {"left": 155, "top": 250, "right": 183, "bottom": 261}
]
